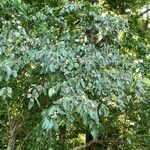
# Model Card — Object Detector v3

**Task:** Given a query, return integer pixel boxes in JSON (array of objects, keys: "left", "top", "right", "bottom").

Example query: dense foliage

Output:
[{"left": 0, "top": 0, "right": 150, "bottom": 150}]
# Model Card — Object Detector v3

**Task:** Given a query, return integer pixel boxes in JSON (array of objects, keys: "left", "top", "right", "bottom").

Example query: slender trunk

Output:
[
  {"left": 86, "top": 133, "right": 93, "bottom": 150},
  {"left": 59, "top": 125, "right": 66, "bottom": 149},
  {"left": 119, "top": 2, "right": 125, "bottom": 15},
  {"left": 7, "top": 117, "right": 18, "bottom": 150},
  {"left": 7, "top": 131, "right": 17, "bottom": 150},
  {"left": 59, "top": 125, "right": 66, "bottom": 141}
]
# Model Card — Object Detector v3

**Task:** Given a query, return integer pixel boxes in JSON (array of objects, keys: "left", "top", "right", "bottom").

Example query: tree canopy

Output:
[{"left": 0, "top": 0, "right": 150, "bottom": 150}]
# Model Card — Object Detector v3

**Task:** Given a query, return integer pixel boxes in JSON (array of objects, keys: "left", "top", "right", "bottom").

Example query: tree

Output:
[{"left": 0, "top": 0, "right": 149, "bottom": 149}]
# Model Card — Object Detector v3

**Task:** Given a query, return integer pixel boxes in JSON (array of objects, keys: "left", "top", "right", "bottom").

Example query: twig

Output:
[
  {"left": 140, "top": 8, "right": 150, "bottom": 16},
  {"left": 0, "top": 121, "right": 8, "bottom": 130},
  {"left": 19, "top": 131, "right": 31, "bottom": 149}
]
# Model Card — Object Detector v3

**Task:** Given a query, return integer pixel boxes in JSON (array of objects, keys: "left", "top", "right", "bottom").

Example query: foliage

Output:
[{"left": 0, "top": 0, "right": 149, "bottom": 149}]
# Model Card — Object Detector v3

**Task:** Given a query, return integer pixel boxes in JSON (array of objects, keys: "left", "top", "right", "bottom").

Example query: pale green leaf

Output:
[
  {"left": 28, "top": 99, "right": 34, "bottom": 110},
  {"left": 48, "top": 88, "right": 55, "bottom": 97},
  {"left": 42, "top": 117, "right": 50, "bottom": 129},
  {"left": 91, "top": 127, "right": 98, "bottom": 140}
]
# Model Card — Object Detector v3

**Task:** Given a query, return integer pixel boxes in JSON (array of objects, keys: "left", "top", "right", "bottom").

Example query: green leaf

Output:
[
  {"left": 35, "top": 99, "right": 41, "bottom": 107},
  {"left": 0, "top": 88, "right": 4, "bottom": 96},
  {"left": 63, "top": 99, "right": 70, "bottom": 111},
  {"left": 143, "top": 78, "right": 150, "bottom": 85},
  {"left": 47, "top": 107, "right": 55, "bottom": 116},
  {"left": 48, "top": 88, "right": 55, "bottom": 97},
  {"left": 47, "top": 119, "right": 54, "bottom": 129},
  {"left": 127, "top": 138, "right": 132, "bottom": 145},
  {"left": 91, "top": 127, "right": 98, "bottom": 140},
  {"left": 77, "top": 103, "right": 83, "bottom": 114},
  {"left": 28, "top": 99, "right": 34, "bottom": 110},
  {"left": 42, "top": 117, "right": 50, "bottom": 129},
  {"left": 53, "top": 121, "right": 59, "bottom": 131},
  {"left": 11, "top": 70, "right": 17, "bottom": 77},
  {"left": 49, "top": 64, "right": 55, "bottom": 72},
  {"left": 17, "top": 0, "right": 21, "bottom": 4},
  {"left": 5, "top": 66, "right": 11, "bottom": 81},
  {"left": 89, "top": 110, "right": 95, "bottom": 120},
  {"left": 7, "top": 87, "right": 12, "bottom": 98},
  {"left": 99, "top": 104, "right": 109, "bottom": 116}
]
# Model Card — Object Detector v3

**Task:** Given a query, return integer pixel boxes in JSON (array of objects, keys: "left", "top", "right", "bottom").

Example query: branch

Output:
[
  {"left": 140, "top": 8, "right": 150, "bottom": 16},
  {"left": 20, "top": 131, "right": 31, "bottom": 149},
  {"left": 0, "top": 121, "right": 8, "bottom": 130}
]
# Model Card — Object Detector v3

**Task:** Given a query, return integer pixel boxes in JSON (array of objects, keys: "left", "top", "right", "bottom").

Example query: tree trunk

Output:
[
  {"left": 59, "top": 125, "right": 66, "bottom": 141},
  {"left": 7, "top": 117, "right": 18, "bottom": 150},
  {"left": 86, "top": 133, "right": 108, "bottom": 150},
  {"left": 59, "top": 125, "right": 66, "bottom": 149},
  {"left": 86, "top": 133, "right": 93, "bottom": 150},
  {"left": 7, "top": 132, "right": 17, "bottom": 150},
  {"left": 119, "top": 3, "right": 125, "bottom": 15}
]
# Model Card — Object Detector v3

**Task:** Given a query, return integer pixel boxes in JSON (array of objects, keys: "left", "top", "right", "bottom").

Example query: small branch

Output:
[
  {"left": 140, "top": 8, "right": 150, "bottom": 16},
  {"left": 0, "top": 121, "right": 8, "bottom": 130},
  {"left": 19, "top": 131, "right": 31, "bottom": 149}
]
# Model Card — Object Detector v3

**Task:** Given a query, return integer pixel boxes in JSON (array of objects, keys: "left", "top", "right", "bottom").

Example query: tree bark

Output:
[
  {"left": 7, "top": 117, "right": 18, "bottom": 150},
  {"left": 86, "top": 133, "right": 108, "bottom": 150},
  {"left": 86, "top": 133, "right": 94, "bottom": 150},
  {"left": 59, "top": 125, "right": 66, "bottom": 142},
  {"left": 7, "top": 132, "right": 17, "bottom": 150},
  {"left": 59, "top": 125, "right": 66, "bottom": 149},
  {"left": 119, "top": 2, "right": 125, "bottom": 15}
]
